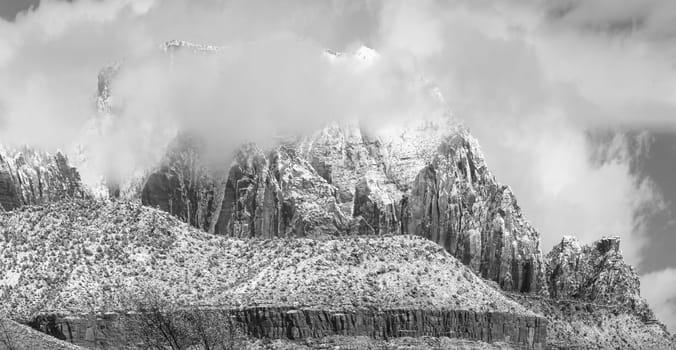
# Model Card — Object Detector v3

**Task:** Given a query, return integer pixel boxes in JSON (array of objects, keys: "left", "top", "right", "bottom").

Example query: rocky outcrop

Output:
[
  {"left": 141, "top": 136, "right": 350, "bottom": 237},
  {"left": 299, "top": 120, "right": 546, "bottom": 293},
  {"left": 217, "top": 143, "right": 349, "bottom": 238},
  {"left": 30, "top": 308, "right": 547, "bottom": 349},
  {"left": 506, "top": 292, "right": 674, "bottom": 349},
  {"left": 545, "top": 236, "right": 653, "bottom": 320},
  {"left": 0, "top": 147, "right": 84, "bottom": 211}
]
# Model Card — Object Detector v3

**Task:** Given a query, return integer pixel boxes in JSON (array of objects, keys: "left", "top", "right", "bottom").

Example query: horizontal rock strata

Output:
[{"left": 29, "top": 307, "right": 547, "bottom": 350}]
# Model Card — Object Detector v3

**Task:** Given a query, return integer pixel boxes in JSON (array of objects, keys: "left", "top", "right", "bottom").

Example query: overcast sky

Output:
[{"left": 1, "top": 0, "right": 676, "bottom": 331}]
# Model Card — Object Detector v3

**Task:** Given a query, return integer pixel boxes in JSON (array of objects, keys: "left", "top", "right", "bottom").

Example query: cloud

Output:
[
  {"left": 0, "top": 0, "right": 436, "bottom": 192},
  {"left": 374, "top": 0, "right": 674, "bottom": 256}
]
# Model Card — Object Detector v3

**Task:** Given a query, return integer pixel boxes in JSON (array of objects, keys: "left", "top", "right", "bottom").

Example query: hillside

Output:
[{"left": 0, "top": 200, "right": 532, "bottom": 320}]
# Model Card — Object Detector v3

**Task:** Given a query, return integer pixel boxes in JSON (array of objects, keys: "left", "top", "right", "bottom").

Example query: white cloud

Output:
[
  {"left": 373, "top": 0, "right": 674, "bottom": 264},
  {"left": 0, "top": 0, "right": 437, "bottom": 191}
]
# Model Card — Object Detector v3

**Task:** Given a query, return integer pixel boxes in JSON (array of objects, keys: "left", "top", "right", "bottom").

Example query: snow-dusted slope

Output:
[{"left": 0, "top": 200, "right": 532, "bottom": 319}]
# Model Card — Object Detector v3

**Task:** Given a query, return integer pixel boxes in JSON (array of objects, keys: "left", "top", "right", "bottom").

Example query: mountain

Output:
[
  {"left": 1, "top": 200, "right": 547, "bottom": 349},
  {"left": 0, "top": 42, "right": 673, "bottom": 349},
  {"left": 546, "top": 236, "right": 652, "bottom": 318},
  {"left": 141, "top": 118, "right": 547, "bottom": 296}
]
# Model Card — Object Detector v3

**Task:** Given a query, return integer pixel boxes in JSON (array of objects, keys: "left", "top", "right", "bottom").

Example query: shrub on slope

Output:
[{"left": 0, "top": 200, "right": 531, "bottom": 320}]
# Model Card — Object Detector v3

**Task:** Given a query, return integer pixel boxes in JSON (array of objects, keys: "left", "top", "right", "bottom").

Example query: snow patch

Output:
[{"left": 1, "top": 271, "right": 20, "bottom": 287}]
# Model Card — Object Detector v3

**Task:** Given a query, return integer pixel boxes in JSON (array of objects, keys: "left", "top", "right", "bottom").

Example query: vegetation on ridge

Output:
[{"left": 0, "top": 199, "right": 530, "bottom": 321}]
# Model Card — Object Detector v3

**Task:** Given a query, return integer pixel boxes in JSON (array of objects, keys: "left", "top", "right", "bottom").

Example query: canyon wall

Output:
[{"left": 30, "top": 307, "right": 547, "bottom": 350}]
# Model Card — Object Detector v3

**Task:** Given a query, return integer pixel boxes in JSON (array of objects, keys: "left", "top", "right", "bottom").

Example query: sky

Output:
[{"left": 1, "top": 0, "right": 676, "bottom": 331}]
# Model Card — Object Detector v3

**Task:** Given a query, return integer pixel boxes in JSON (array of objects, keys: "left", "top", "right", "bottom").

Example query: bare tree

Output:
[
  {"left": 0, "top": 303, "right": 17, "bottom": 350},
  {"left": 181, "top": 309, "right": 243, "bottom": 350},
  {"left": 0, "top": 318, "right": 17, "bottom": 350},
  {"left": 124, "top": 289, "right": 244, "bottom": 350},
  {"left": 124, "top": 289, "right": 190, "bottom": 350}
]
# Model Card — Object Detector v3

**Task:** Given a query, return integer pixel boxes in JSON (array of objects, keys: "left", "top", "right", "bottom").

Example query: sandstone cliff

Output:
[
  {"left": 141, "top": 134, "right": 227, "bottom": 234},
  {"left": 304, "top": 121, "right": 545, "bottom": 294},
  {"left": 0, "top": 147, "right": 84, "bottom": 211},
  {"left": 30, "top": 308, "right": 546, "bottom": 350}
]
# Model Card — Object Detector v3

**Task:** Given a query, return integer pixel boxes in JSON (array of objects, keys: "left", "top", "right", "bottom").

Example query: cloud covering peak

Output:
[{"left": 1, "top": 0, "right": 676, "bottom": 331}]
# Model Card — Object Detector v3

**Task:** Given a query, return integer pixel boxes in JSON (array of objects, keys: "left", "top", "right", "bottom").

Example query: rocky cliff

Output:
[
  {"left": 30, "top": 308, "right": 547, "bottom": 350},
  {"left": 506, "top": 292, "right": 672, "bottom": 349},
  {"left": 0, "top": 147, "right": 84, "bottom": 211},
  {"left": 545, "top": 236, "right": 654, "bottom": 321},
  {"left": 139, "top": 119, "right": 546, "bottom": 295},
  {"left": 141, "top": 134, "right": 227, "bottom": 234}
]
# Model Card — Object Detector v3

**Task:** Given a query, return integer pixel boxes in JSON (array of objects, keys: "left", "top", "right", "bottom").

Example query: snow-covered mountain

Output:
[{"left": 0, "top": 41, "right": 673, "bottom": 349}]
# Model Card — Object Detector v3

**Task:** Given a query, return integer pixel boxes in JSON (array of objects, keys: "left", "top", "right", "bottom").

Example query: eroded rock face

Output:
[
  {"left": 298, "top": 120, "right": 545, "bottom": 293},
  {"left": 0, "top": 147, "right": 84, "bottom": 211},
  {"left": 142, "top": 136, "right": 351, "bottom": 238},
  {"left": 141, "top": 134, "right": 226, "bottom": 234},
  {"left": 31, "top": 308, "right": 548, "bottom": 350},
  {"left": 139, "top": 118, "right": 545, "bottom": 294},
  {"left": 545, "top": 236, "right": 653, "bottom": 320}
]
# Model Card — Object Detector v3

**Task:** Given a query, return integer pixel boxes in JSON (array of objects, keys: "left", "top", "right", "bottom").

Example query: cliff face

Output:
[
  {"left": 545, "top": 236, "right": 654, "bottom": 321},
  {"left": 141, "top": 137, "right": 349, "bottom": 238},
  {"left": 301, "top": 121, "right": 545, "bottom": 294},
  {"left": 138, "top": 119, "right": 545, "bottom": 294},
  {"left": 30, "top": 308, "right": 547, "bottom": 350},
  {"left": 140, "top": 134, "right": 226, "bottom": 234},
  {"left": 0, "top": 147, "right": 84, "bottom": 211}
]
